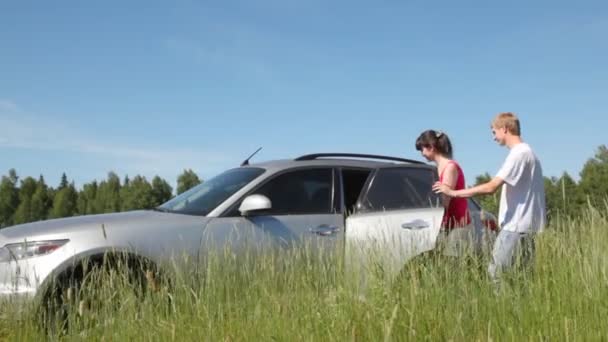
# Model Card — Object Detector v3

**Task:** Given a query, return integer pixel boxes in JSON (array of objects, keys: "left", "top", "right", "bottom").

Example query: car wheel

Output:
[{"left": 37, "top": 253, "right": 163, "bottom": 335}]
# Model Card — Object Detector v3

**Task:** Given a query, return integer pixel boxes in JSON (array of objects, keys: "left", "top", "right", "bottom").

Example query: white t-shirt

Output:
[{"left": 496, "top": 143, "right": 546, "bottom": 233}]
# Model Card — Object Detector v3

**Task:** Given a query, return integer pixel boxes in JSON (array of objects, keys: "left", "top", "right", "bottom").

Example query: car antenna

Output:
[{"left": 241, "top": 147, "right": 262, "bottom": 166}]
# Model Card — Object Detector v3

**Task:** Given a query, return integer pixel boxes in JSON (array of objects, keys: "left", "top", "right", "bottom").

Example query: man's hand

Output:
[
  {"left": 433, "top": 181, "right": 455, "bottom": 197},
  {"left": 433, "top": 177, "right": 504, "bottom": 199}
]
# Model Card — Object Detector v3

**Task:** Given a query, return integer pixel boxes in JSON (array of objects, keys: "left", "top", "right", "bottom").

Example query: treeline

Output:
[
  {"left": 1, "top": 145, "right": 607, "bottom": 229},
  {"left": 473, "top": 145, "right": 608, "bottom": 221},
  {"left": 0, "top": 169, "right": 202, "bottom": 228}
]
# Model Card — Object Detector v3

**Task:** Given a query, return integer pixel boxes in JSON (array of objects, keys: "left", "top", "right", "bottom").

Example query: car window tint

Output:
[
  {"left": 342, "top": 169, "right": 372, "bottom": 214},
  {"left": 360, "top": 168, "right": 439, "bottom": 212},
  {"left": 254, "top": 168, "right": 333, "bottom": 215}
]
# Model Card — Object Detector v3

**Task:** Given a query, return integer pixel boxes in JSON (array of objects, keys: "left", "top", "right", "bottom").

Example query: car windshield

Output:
[{"left": 158, "top": 167, "right": 265, "bottom": 216}]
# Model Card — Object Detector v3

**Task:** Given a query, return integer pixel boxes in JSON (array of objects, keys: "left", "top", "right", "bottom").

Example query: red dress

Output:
[{"left": 439, "top": 161, "right": 471, "bottom": 229}]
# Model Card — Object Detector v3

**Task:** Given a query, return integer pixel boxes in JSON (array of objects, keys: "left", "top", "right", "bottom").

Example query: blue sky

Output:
[{"left": 1, "top": 1, "right": 607, "bottom": 190}]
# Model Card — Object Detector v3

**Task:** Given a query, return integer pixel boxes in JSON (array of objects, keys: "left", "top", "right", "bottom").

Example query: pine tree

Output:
[
  {"left": 58, "top": 172, "right": 69, "bottom": 190},
  {"left": 30, "top": 175, "right": 51, "bottom": 221}
]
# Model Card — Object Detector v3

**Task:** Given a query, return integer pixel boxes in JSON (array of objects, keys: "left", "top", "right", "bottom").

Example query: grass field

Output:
[{"left": 1, "top": 207, "right": 607, "bottom": 341}]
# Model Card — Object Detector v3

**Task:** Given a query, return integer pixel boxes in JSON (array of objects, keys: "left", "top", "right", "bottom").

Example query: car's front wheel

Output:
[{"left": 37, "top": 252, "right": 164, "bottom": 334}]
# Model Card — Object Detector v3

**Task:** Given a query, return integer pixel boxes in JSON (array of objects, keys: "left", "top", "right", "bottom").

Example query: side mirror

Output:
[{"left": 238, "top": 194, "right": 272, "bottom": 216}]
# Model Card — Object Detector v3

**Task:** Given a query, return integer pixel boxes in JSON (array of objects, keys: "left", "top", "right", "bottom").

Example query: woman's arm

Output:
[{"left": 439, "top": 163, "right": 459, "bottom": 209}]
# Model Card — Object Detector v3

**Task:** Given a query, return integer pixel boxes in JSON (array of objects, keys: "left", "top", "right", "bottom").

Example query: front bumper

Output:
[
  {"left": 0, "top": 246, "right": 70, "bottom": 300},
  {"left": 0, "top": 259, "right": 41, "bottom": 300}
]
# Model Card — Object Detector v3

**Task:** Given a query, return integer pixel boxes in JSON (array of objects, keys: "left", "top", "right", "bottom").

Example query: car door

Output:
[
  {"left": 201, "top": 167, "right": 343, "bottom": 255},
  {"left": 345, "top": 166, "right": 444, "bottom": 278}
]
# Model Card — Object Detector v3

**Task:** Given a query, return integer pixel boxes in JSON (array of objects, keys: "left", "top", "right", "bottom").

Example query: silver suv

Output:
[{"left": 0, "top": 153, "right": 497, "bottom": 302}]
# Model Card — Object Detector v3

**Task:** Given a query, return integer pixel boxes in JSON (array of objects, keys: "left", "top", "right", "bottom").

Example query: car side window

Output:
[
  {"left": 359, "top": 167, "right": 439, "bottom": 212},
  {"left": 341, "top": 168, "right": 372, "bottom": 214},
  {"left": 228, "top": 168, "right": 334, "bottom": 216}
]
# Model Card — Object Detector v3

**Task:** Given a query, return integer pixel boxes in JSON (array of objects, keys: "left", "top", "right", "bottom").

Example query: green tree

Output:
[
  {"left": 95, "top": 172, "right": 122, "bottom": 213},
  {"left": 50, "top": 182, "right": 78, "bottom": 219},
  {"left": 555, "top": 172, "right": 580, "bottom": 217},
  {"left": 177, "top": 169, "right": 201, "bottom": 195},
  {"left": 30, "top": 175, "right": 52, "bottom": 221},
  {"left": 578, "top": 145, "right": 608, "bottom": 209},
  {"left": 77, "top": 181, "right": 98, "bottom": 215},
  {"left": 543, "top": 174, "right": 581, "bottom": 222},
  {"left": 472, "top": 172, "right": 500, "bottom": 217},
  {"left": 0, "top": 169, "right": 19, "bottom": 228},
  {"left": 151, "top": 176, "right": 173, "bottom": 206},
  {"left": 543, "top": 176, "right": 559, "bottom": 221},
  {"left": 13, "top": 177, "right": 38, "bottom": 224},
  {"left": 121, "top": 175, "right": 155, "bottom": 211}
]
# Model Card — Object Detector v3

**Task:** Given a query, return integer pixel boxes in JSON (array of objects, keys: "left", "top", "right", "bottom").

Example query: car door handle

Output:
[
  {"left": 309, "top": 224, "right": 340, "bottom": 236},
  {"left": 401, "top": 220, "right": 430, "bottom": 230}
]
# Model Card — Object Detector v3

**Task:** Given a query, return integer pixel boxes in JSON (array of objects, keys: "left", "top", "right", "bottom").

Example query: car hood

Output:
[{"left": 0, "top": 210, "right": 209, "bottom": 242}]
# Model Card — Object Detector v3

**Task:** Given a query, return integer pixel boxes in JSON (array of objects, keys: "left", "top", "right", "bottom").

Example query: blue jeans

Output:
[{"left": 488, "top": 230, "right": 536, "bottom": 281}]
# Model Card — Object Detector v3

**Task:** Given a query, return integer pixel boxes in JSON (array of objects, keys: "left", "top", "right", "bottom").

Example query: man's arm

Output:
[{"left": 432, "top": 177, "right": 504, "bottom": 198}]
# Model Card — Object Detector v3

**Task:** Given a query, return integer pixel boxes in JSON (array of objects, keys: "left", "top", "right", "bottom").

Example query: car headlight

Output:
[{"left": 0, "top": 239, "right": 69, "bottom": 263}]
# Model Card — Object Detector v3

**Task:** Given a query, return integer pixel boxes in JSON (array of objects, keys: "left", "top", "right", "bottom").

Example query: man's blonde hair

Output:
[{"left": 492, "top": 112, "right": 521, "bottom": 136}]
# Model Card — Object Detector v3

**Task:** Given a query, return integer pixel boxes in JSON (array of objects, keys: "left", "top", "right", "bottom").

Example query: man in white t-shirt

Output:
[{"left": 432, "top": 112, "right": 546, "bottom": 281}]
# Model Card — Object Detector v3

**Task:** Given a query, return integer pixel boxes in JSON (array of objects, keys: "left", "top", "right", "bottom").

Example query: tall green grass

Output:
[{"left": 1, "top": 207, "right": 607, "bottom": 341}]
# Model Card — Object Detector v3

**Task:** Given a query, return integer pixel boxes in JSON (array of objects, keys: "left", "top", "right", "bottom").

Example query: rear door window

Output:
[
  {"left": 341, "top": 168, "right": 372, "bottom": 214},
  {"left": 358, "top": 167, "right": 439, "bottom": 212}
]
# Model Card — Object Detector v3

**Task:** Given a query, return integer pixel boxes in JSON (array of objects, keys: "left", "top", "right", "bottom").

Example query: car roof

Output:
[{"left": 245, "top": 153, "right": 434, "bottom": 173}]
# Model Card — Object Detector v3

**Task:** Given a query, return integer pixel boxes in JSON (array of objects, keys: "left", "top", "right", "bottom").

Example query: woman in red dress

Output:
[{"left": 415, "top": 130, "right": 473, "bottom": 257}]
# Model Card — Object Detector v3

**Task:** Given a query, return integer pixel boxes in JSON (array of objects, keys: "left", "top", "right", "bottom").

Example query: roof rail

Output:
[{"left": 294, "top": 153, "right": 426, "bottom": 165}]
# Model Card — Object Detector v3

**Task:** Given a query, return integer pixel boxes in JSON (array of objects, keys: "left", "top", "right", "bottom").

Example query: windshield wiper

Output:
[{"left": 152, "top": 207, "right": 173, "bottom": 213}]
